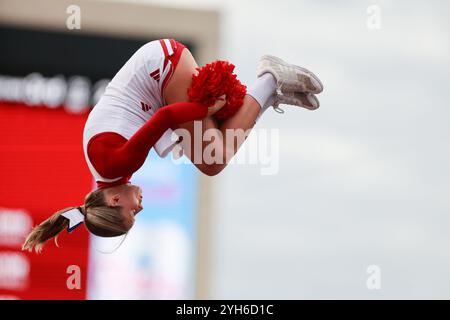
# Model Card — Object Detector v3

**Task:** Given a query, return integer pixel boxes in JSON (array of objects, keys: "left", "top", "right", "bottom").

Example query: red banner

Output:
[{"left": 0, "top": 102, "right": 92, "bottom": 299}]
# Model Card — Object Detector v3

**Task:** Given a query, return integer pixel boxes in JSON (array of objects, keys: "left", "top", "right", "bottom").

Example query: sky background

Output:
[{"left": 116, "top": 0, "right": 450, "bottom": 298}]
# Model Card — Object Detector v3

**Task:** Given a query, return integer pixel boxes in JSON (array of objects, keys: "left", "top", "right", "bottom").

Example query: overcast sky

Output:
[{"left": 114, "top": 0, "right": 450, "bottom": 298}]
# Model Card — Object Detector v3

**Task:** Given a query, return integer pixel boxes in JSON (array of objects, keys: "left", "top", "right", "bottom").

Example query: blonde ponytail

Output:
[
  {"left": 22, "top": 189, "right": 130, "bottom": 253},
  {"left": 22, "top": 207, "right": 75, "bottom": 253}
]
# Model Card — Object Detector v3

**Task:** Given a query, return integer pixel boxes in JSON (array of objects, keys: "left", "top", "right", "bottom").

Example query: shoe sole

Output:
[
  {"left": 305, "top": 93, "right": 320, "bottom": 110},
  {"left": 259, "top": 55, "right": 324, "bottom": 94},
  {"left": 284, "top": 93, "right": 320, "bottom": 111},
  {"left": 274, "top": 92, "right": 320, "bottom": 112}
]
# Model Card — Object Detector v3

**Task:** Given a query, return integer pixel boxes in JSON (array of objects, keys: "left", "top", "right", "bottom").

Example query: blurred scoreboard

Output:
[{"left": 0, "top": 25, "right": 199, "bottom": 299}]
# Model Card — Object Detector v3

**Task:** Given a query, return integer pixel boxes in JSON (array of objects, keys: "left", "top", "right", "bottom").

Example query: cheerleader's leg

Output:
[{"left": 164, "top": 49, "right": 277, "bottom": 176}]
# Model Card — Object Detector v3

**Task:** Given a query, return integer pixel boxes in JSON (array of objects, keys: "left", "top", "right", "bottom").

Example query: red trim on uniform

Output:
[
  {"left": 86, "top": 132, "right": 106, "bottom": 158},
  {"left": 86, "top": 132, "right": 132, "bottom": 189},
  {"left": 169, "top": 39, "right": 178, "bottom": 53},
  {"left": 97, "top": 176, "right": 131, "bottom": 189},
  {"left": 161, "top": 39, "right": 186, "bottom": 104},
  {"left": 85, "top": 40, "right": 188, "bottom": 190},
  {"left": 87, "top": 100, "right": 208, "bottom": 190},
  {"left": 150, "top": 70, "right": 160, "bottom": 78}
]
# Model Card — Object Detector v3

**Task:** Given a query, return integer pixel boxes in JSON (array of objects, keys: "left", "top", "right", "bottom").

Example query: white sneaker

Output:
[
  {"left": 258, "top": 55, "right": 323, "bottom": 94},
  {"left": 270, "top": 91, "right": 320, "bottom": 113}
]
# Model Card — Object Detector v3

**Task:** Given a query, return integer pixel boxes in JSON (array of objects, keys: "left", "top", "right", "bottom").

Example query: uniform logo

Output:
[
  {"left": 140, "top": 101, "right": 151, "bottom": 112},
  {"left": 150, "top": 69, "right": 160, "bottom": 83}
]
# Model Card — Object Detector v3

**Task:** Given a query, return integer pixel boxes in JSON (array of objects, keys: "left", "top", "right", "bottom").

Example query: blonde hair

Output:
[{"left": 22, "top": 189, "right": 129, "bottom": 253}]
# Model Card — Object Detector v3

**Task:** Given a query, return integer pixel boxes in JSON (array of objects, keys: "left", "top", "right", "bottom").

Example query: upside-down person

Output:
[{"left": 22, "top": 38, "right": 323, "bottom": 252}]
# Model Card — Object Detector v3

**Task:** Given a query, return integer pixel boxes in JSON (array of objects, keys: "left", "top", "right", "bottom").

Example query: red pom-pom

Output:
[{"left": 188, "top": 60, "right": 247, "bottom": 120}]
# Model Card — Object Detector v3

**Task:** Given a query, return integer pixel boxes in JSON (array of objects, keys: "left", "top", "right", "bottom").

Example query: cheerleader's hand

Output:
[{"left": 207, "top": 95, "right": 226, "bottom": 117}]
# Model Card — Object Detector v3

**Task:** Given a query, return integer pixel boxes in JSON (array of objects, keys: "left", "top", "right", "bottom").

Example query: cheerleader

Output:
[{"left": 22, "top": 38, "right": 323, "bottom": 252}]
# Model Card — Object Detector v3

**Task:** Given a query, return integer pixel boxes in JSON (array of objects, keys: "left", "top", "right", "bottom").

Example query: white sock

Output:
[
  {"left": 254, "top": 94, "right": 275, "bottom": 122},
  {"left": 247, "top": 73, "right": 277, "bottom": 109}
]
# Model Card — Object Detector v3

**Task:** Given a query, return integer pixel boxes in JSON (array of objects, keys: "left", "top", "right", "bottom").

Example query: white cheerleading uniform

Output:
[{"left": 83, "top": 38, "right": 185, "bottom": 185}]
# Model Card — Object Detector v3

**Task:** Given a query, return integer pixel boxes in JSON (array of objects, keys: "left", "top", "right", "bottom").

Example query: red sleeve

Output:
[{"left": 87, "top": 101, "right": 208, "bottom": 180}]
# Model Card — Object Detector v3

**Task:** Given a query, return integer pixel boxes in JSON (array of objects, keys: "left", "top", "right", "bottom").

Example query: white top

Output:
[{"left": 83, "top": 39, "right": 179, "bottom": 183}]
